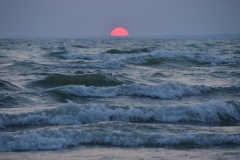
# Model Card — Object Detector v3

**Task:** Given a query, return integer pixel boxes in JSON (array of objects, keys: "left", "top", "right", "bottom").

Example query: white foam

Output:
[
  {"left": 1, "top": 122, "right": 240, "bottom": 151},
  {"left": 0, "top": 101, "right": 239, "bottom": 128},
  {"left": 49, "top": 83, "right": 210, "bottom": 98}
]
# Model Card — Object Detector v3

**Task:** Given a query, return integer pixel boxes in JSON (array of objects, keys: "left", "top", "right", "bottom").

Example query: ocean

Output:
[{"left": 0, "top": 38, "right": 240, "bottom": 159}]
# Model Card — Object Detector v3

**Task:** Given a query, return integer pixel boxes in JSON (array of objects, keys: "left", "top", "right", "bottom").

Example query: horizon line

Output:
[{"left": 1, "top": 33, "right": 240, "bottom": 39}]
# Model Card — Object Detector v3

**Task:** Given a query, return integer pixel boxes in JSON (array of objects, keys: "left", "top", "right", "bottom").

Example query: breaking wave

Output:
[
  {"left": 48, "top": 83, "right": 210, "bottom": 98},
  {"left": 1, "top": 121, "right": 240, "bottom": 151},
  {"left": 0, "top": 101, "right": 239, "bottom": 128}
]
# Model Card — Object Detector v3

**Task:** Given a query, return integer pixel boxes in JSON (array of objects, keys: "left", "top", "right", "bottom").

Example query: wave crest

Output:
[
  {"left": 1, "top": 121, "right": 240, "bottom": 151},
  {"left": 48, "top": 83, "right": 210, "bottom": 98},
  {"left": 0, "top": 101, "right": 239, "bottom": 128}
]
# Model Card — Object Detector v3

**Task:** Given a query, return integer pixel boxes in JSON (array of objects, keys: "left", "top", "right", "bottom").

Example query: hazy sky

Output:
[{"left": 0, "top": 0, "right": 240, "bottom": 38}]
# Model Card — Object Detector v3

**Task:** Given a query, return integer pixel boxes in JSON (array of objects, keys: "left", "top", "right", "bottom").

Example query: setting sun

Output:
[{"left": 110, "top": 27, "right": 129, "bottom": 37}]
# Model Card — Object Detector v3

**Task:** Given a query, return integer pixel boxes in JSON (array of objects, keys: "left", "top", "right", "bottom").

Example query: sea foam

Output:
[
  {"left": 0, "top": 101, "right": 239, "bottom": 128},
  {"left": 49, "top": 83, "right": 210, "bottom": 98},
  {"left": 1, "top": 121, "right": 240, "bottom": 151}
]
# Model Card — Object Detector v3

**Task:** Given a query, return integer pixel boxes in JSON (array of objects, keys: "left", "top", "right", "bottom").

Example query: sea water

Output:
[{"left": 0, "top": 38, "right": 240, "bottom": 159}]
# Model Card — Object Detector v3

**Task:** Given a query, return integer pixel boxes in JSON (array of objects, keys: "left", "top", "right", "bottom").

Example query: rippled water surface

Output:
[{"left": 0, "top": 38, "right": 240, "bottom": 159}]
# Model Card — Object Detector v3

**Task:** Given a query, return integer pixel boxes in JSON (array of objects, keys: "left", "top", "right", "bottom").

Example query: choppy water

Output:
[{"left": 0, "top": 38, "right": 240, "bottom": 159}]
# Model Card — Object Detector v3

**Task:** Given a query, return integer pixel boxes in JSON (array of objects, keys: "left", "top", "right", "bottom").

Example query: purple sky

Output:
[{"left": 0, "top": 0, "right": 240, "bottom": 38}]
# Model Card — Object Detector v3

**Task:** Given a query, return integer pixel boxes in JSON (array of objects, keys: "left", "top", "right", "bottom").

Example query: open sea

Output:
[{"left": 0, "top": 38, "right": 240, "bottom": 159}]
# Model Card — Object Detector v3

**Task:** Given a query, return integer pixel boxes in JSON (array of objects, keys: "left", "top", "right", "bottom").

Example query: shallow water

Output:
[
  {"left": 0, "top": 38, "right": 240, "bottom": 159},
  {"left": 1, "top": 146, "right": 240, "bottom": 160}
]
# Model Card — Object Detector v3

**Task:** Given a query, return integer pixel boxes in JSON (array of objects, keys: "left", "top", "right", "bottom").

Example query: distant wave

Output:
[
  {"left": 48, "top": 83, "right": 210, "bottom": 98},
  {"left": 72, "top": 45, "right": 89, "bottom": 48},
  {"left": 58, "top": 59, "right": 125, "bottom": 69},
  {"left": 60, "top": 50, "right": 240, "bottom": 65},
  {"left": 1, "top": 100, "right": 239, "bottom": 128},
  {"left": 46, "top": 51, "right": 67, "bottom": 58},
  {"left": 104, "top": 48, "right": 150, "bottom": 54}
]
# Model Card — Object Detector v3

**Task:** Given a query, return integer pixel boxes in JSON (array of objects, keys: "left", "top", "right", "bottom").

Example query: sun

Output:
[{"left": 110, "top": 27, "right": 129, "bottom": 37}]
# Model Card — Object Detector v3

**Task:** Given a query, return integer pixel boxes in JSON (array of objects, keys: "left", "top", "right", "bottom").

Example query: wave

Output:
[
  {"left": 46, "top": 51, "right": 67, "bottom": 58},
  {"left": 72, "top": 45, "right": 89, "bottom": 48},
  {"left": 61, "top": 59, "right": 125, "bottom": 69},
  {"left": 233, "top": 50, "right": 240, "bottom": 54},
  {"left": 0, "top": 80, "right": 22, "bottom": 108},
  {"left": 31, "top": 73, "right": 123, "bottom": 88},
  {"left": 54, "top": 57, "right": 125, "bottom": 69},
  {"left": 8, "top": 61, "right": 46, "bottom": 69},
  {"left": 1, "top": 121, "right": 240, "bottom": 151},
  {"left": 48, "top": 83, "right": 210, "bottom": 98},
  {"left": 104, "top": 48, "right": 150, "bottom": 54},
  {"left": 60, "top": 50, "right": 240, "bottom": 65},
  {"left": 0, "top": 101, "right": 239, "bottom": 128},
  {"left": 0, "top": 80, "right": 18, "bottom": 90}
]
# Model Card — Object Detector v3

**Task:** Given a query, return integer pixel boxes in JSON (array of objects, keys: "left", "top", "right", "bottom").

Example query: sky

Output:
[{"left": 0, "top": 0, "right": 240, "bottom": 38}]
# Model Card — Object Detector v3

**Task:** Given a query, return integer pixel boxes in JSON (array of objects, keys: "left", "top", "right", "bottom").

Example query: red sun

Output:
[{"left": 110, "top": 27, "right": 129, "bottom": 37}]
